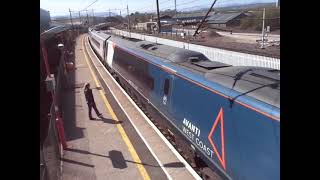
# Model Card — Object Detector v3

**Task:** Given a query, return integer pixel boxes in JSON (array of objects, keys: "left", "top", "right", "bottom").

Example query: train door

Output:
[
  {"left": 160, "top": 74, "right": 174, "bottom": 116},
  {"left": 106, "top": 41, "right": 115, "bottom": 68},
  {"left": 103, "top": 39, "right": 108, "bottom": 65}
]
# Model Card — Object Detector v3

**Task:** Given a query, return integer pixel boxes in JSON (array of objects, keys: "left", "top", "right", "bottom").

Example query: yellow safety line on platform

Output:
[{"left": 81, "top": 35, "right": 151, "bottom": 180}]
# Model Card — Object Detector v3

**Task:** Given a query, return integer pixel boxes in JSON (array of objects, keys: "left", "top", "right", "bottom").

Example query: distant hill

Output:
[
  {"left": 52, "top": 15, "right": 69, "bottom": 20},
  {"left": 216, "top": 2, "right": 277, "bottom": 10},
  {"left": 180, "top": 2, "right": 277, "bottom": 13},
  {"left": 51, "top": 2, "right": 277, "bottom": 20},
  {"left": 93, "top": 12, "right": 118, "bottom": 17},
  {"left": 52, "top": 11, "right": 118, "bottom": 20}
]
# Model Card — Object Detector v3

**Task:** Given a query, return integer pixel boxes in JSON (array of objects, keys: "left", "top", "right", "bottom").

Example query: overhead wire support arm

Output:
[
  {"left": 82, "top": 0, "right": 98, "bottom": 11},
  {"left": 193, "top": 0, "right": 218, "bottom": 37}
]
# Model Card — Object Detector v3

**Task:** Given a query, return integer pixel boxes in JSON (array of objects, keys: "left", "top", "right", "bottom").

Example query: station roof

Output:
[
  {"left": 207, "top": 12, "right": 244, "bottom": 24},
  {"left": 40, "top": 8, "right": 49, "bottom": 13},
  {"left": 172, "top": 12, "right": 215, "bottom": 19},
  {"left": 40, "top": 25, "right": 70, "bottom": 41}
]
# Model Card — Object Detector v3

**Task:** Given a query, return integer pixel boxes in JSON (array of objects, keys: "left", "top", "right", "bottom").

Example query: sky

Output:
[{"left": 40, "top": 0, "right": 277, "bottom": 17}]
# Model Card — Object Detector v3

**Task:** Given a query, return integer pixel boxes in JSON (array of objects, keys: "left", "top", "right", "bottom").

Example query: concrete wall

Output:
[{"left": 108, "top": 28, "right": 280, "bottom": 70}]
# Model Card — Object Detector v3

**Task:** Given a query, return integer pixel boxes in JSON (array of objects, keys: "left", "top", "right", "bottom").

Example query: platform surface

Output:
[
  {"left": 60, "top": 34, "right": 200, "bottom": 180},
  {"left": 61, "top": 34, "right": 167, "bottom": 180}
]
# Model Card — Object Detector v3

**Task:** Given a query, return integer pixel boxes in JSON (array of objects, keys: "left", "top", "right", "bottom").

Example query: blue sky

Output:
[{"left": 40, "top": 0, "right": 276, "bottom": 17}]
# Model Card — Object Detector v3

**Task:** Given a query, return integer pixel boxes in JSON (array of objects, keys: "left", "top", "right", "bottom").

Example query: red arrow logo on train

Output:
[{"left": 208, "top": 107, "right": 226, "bottom": 170}]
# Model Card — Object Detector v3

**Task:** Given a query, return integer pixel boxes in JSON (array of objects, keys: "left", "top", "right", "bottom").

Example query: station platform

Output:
[{"left": 60, "top": 34, "right": 201, "bottom": 180}]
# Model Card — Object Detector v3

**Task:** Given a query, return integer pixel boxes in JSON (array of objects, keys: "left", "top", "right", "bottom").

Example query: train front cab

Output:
[{"left": 144, "top": 60, "right": 280, "bottom": 180}]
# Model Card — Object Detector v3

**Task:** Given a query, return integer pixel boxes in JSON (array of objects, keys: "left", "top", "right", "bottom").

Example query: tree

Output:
[{"left": 240, "top": 7, "right": 280, "bottom": 31}]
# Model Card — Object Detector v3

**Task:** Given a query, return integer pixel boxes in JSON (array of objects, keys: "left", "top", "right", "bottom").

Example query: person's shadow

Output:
[{"left": 91, "top": 116, "right": 123, "bottom": 124}]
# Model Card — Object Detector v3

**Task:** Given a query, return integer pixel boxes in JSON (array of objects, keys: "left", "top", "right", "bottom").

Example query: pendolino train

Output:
[{"left": 88, "top": 28, "right": 280, "bottom": 180}]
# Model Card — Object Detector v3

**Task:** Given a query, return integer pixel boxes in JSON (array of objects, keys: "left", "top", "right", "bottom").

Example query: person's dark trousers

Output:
[{"left": 88, "top": 102, "right": 101, "bottom": 118}]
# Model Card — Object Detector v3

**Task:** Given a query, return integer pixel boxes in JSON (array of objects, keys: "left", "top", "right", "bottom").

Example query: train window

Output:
[
  {"left": 114, "top": 47, "right": 155, "bottom": 93},
  {"left": 104, "top": 40, "right": 108, "bottom": 59},
  {"left": 164, "top": 79, "right": 170, "bottom": 95},
  {"left": 91, "top": 38, "right": 100, "bottom": 47},
  {"left": 147, "top": 77, "right": 154, "bottom": 90}
]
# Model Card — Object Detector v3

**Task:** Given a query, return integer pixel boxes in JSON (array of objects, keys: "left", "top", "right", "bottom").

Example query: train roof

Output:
[
  {"left": 96, "top": 31, "right": 232, "bottom": 72},
  {"left": 90, "top": 31, "right": 280, "bottom": 108},
  {"left": 205, "top": 66, "right": 280, "bottom": 108}
]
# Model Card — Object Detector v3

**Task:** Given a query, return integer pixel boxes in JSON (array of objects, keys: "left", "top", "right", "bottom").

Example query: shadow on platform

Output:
[
  {"left": 61, "top": 158, "right": 95, "bottom": 168},
  {"left": 65, "top": 148, "right": 185, "bottom": 169},
  {"left": 90, "top": 117, "right": 123, "bottom": 124},
  {"left": 61, "top": 52, "right": 86, "bottom": 141}
]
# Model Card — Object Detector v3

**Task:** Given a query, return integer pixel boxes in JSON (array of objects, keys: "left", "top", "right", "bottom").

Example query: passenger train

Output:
[{"left": 88, "top": 28, "right": 280, "bottom": 180}]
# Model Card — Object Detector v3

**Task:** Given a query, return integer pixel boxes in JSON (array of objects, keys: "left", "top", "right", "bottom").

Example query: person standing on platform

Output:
[{"left": 84, "top": 83, "right": 103, "bottom": 120}]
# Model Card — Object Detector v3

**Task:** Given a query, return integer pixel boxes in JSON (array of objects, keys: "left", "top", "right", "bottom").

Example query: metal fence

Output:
[
  {"left": 40, "top": 31, "right": 77, "bottom": 180},
  {"left": 40, "top": 58, "right": 65, "bottom": 180},
  {"left": 108, "top": 28, "right": 280, "bottom": 70},
  {"left": 40, "top": 107, "right": 62, "bottom": 180}
]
